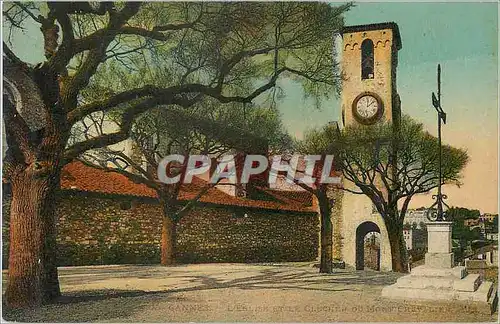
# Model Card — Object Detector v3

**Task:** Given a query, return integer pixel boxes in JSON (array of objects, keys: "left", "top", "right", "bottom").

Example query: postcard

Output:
[{"left": 2, "top": 1, "right": 498, "bottom": 322}]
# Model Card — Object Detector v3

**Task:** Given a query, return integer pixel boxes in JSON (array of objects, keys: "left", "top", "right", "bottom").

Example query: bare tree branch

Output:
[
  {"left": 77, "top": 157, "right": 160, "bottom": 191},
  {"left": 68, "top": 66, "right": 284, "bottom": 124},
  {"left": 13, "top": 1, "right": 43, "bottom": 23}
]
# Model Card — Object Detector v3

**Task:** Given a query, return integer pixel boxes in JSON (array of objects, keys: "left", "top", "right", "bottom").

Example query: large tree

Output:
[
  {"left": 303, "top": 116, "right": 468, "bottom": 272},
  {"left": 295, "top": 124, "right": 342, "bottom": 274},
  {"left": 77, "top": 99, "right": 291, "bottom": 265},
  {"left": 2, "top": 2, "right": 351, "bottom": 307}
]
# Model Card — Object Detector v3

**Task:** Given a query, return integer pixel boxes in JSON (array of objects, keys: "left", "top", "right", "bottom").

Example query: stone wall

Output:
[{"left": 2, "top": 189, "right": 319, "bottom": 267}]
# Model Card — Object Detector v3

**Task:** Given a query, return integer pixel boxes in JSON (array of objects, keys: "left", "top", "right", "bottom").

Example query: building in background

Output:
[
  {"left": 486, "top": 233, "right": 498, "bottom": 241},
  {"left": 464, "top": 218, "right": 480, "bottom": 227},
  {"left": 479, "top": 213, "right": 498, "bottom": 223},
  {"left": 364, "top": 233, "right": 381, "bottom": 271},
  {"left": 403, "top": 228, "right": 413, "bottom": 250},
  {"left": 403, "top": 224, "right": 428, "bottom": 252},
  {"left": 404, "top": 208, "right": 433, "bottom": 228}
]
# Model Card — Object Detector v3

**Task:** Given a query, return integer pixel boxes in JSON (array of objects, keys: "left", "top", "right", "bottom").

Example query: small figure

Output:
[{"left": 407, "top": 253, "right": 413, "bottom": 273}]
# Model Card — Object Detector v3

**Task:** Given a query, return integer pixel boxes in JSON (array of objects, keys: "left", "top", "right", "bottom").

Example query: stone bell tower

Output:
[
  {"left": 340, "top": 22, "right": 402, "bottom": 128},
  {"left": 334, "top": 22, "right": 402, "bottom": 271}
]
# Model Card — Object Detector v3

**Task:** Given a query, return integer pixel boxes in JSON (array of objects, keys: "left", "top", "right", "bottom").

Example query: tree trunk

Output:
[
  {"left": 160, "top": 215, "right": 177, "bottom": 266},
  {"left": 42, "top": 187, "right": 61, "bottom": 301},
  {"left": 318, "top": 194, "right": 333, "bottom": 273},
  {"left": 5, "top": 166, "right": 61, "bottom": 308},
  {"left": 4, "top": 54, "right": 68, "bottom": 308},
  {"left": 386, "top": 222, "right": 408, "bottom": 273}
]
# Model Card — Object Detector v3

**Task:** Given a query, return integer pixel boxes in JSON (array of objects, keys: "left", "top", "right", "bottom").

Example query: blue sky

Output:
[
  {"left": 279, "top": 1, "right": 498, "bottom": 134},
  {"left": 277, "top": 2, "right": 498, "bottom": 213},
  {"left": 347, "top": 2, "right": 498, "bottom": 214}
]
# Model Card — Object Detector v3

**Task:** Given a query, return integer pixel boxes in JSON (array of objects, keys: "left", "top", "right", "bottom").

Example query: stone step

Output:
[
  {"left": 383, "top": 279, "right": 493, "bottom": 302},
  {"left": 382, "top": 280, "right": 497, "bottom": 314},
  {"left": 455, "top": 283, "right": 497, "bottom": 315},
  {"left": 476, "top": 281, "right": 493, "bottom": 302},
  {"left": 396, "top": 275, "right": 454, "bottom": 290},
  {"left": 452, "top": 273, "right": 482, "bottom": 292},
  {"left": 381, "top": 284, "right": 455, "bottom": 301},
  {"left": 396, "top": 272, "right": 482, "bottom": 292},
  {"left": 382, "top": 285, "right": 495, "bottom": 315},
  {"left": 410, "top": 265, "right": 466, "bottom": 279},
  {"left": 455, "top": 280, "right": 493, "bottom": 303},
  {"left": 487, "top": 284, "right": 498, "bottom": 314}
]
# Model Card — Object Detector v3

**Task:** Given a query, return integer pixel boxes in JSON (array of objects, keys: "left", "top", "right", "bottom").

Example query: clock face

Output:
[
  {"left": 356, "top": 95, "right": 378, "bottom": 118},
  {"left": 352, "top": 93, "right": 383, "bottom": 124}
]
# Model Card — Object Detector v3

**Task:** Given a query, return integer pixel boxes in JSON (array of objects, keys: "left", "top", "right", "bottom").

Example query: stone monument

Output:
[
  {"left": 381, "top": 221, "right": 498, "bottom": 313},
  {"left": 383, "top": 64, "right": 497, "bottom": 313}
]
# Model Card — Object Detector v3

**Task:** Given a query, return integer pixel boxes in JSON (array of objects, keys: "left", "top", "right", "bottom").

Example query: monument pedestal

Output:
[{"left": 382, "top": 222, "right": 497, "bottom": 314}]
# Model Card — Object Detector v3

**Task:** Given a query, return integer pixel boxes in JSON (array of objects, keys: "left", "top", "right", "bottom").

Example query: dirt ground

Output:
[{"left": 2, "top": 263, "right": 498, "bottom": 322}]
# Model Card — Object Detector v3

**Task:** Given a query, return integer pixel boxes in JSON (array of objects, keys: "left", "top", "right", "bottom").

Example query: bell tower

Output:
[
  {"left": 333, "top": 22, "right": 403, "bottom": 271},
  {"left": 340, "top": 22, "right": 402, "bottom": 127}
]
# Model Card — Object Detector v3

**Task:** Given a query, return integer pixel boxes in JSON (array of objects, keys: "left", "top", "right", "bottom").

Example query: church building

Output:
[{"left": 2, "top": 23, "right": 403, "bottom": 271}]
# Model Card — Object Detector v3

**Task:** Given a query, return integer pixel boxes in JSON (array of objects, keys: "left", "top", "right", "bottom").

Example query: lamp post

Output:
[{"left": 427, "top": 64, "right": 450, "bottom": 222}]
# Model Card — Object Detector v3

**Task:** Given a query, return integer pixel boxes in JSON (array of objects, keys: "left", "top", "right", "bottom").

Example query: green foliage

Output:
[
  {"left": 298, "top": 122, "right": 339, "bottom": 155},
  {"left": 301, "top": 116, "right": 469, "bottom": 197},
  {"left": 78, "top": 2, "right": 352, "bottom": 108},
  {"left": 306, "top": 116, "right": 469, "bottom": 219},
  {"left": 448, "top": 207, "right": 481, "bottom": 240},
  {"left": 71, "top": 2, "right": 354, "bottom": 168},
  {"left": 130, "top": 98, "right": 293, "bottom": 158},
  {"left": 298, "top": 114, "right": 469, "bottom": 266},
  {"left": 447, "top": 207, "right": 481, "bottom": 221},
  {"left": 334, "top": 116, "right": 469, "bottom": 192},
  {"left": 449, "top": 208, "right": 482, "bottom": 256}
]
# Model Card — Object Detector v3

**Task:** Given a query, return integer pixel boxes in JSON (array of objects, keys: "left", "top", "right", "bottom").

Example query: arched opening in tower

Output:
[
  {"left": 361, "top": 39, "right": 374, "bottom": 80},
  {"left": 355, "top": 221, "right": 381, "bottom": 270}
]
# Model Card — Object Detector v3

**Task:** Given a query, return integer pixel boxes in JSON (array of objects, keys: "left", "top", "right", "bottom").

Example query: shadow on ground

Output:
[
  {"left": 2, "top": 265, "right": 402, "bottom": 322},
  {"left": 2, "top": 289, "right": 169, "bottom": 322}
]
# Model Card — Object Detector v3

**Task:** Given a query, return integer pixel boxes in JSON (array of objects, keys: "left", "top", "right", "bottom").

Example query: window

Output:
[{"left": 361, "top": 39, "right": 374, "bottom": 79}]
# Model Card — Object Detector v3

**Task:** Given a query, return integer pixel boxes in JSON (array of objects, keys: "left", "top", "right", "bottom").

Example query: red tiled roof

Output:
[
  {"left": 268, "top": 189, "right": 313, "bottom": 205},
  {"left": 61, "top": 162, "right": 157, "bottom": 198},
  {"left": 60, "top": 161, "right": 315, "bottom": 213}
]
